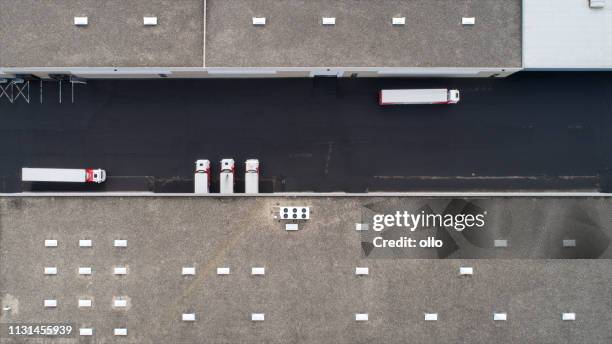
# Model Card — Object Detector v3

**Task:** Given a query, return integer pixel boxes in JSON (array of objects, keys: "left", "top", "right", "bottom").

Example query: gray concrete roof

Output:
[
  {"left": 205, "top": 0, "right": 522, "bottom": 68},
  {"left": 1, "top": 196, "right": 611, "bottom": 343},
  {"left": 0, "top": 0, "right": 204, "bottom": 68},
  {"left": 0, "top": 0, "right": 521, "bottom": 69}
]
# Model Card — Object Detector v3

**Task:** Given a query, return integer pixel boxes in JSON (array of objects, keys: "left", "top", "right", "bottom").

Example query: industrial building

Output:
[{"left": 0, "top": 0, "right": 608, "bottom": 80}]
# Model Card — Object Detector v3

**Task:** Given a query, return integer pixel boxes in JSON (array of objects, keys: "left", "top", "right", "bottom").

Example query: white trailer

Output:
[
  {"left": 194, "top": 159, "right": 211, "bottom": 194},
  {"left": 245, "top": 159, "right": 259, "bottom": 194},
  {"left": 219, "top": 159, "right": 235, "bottom": 194},
  {"left": 379, "top": 89, "right": 460, "bottom": 105},
  {"left": 22, "top": 167, "right": 106, "bottom": 183}
]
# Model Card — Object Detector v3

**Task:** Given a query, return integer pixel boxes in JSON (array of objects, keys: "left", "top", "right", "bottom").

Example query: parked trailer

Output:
[
  {"left": 245, "top": 159, "right": 260, "bottom": 194},
  {"left": 22, "top": 167, "right": 106, "bottom": 183},
  {"left": 379, "top": 89, "right": 460, "bottom": 105},
  {"left": 194, "top": 159, "right": 211, "bottom": 194},
  {"left": 219, "top": 159, "right": 235, "bottom": 194}
]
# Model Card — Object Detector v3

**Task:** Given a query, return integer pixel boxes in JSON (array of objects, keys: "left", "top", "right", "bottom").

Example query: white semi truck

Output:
[
  {"left": 22, "top": 167, "right": 106, "bottom": 183},
  {"left": 219, "top": 158, "right": 235, "bottom": 194},
  {"left": 194, "top": 159, "right": 211, "bottom": 194},
  {"left": 245, "top": 159, "right": 260, "bottom": 194},
  {"left": 379, "top": 89, "right": 460, "bottom": 105}
]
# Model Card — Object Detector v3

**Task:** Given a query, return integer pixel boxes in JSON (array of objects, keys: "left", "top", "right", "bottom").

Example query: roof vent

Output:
[{"left": 322, "top": 17, "right": 336, "bottom": 25}]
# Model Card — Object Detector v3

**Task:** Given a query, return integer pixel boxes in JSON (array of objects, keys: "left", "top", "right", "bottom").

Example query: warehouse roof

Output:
[
  {"left": 205, "top": 0, "right": 522, "bottom": 68},
  {"left": 0, "top": 0, "right": 522, "bottom": 69},
  {"left": 0, "top": 0, "right": 204, "bottom": 68},
  {"left": 1, "top": 196, "right": 611, "bottom": 343},
  {"left": 523, "top": 0, "right": 612, "bottom": 69}
]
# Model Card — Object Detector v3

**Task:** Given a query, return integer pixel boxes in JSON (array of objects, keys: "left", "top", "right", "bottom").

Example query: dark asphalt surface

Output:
[{"left": 1, "top": 72, "right": 611, "bottom": 193}]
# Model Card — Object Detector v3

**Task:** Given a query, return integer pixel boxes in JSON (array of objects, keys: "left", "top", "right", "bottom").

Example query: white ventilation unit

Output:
[
  {"left": 424, "top": 313, "right": 438, "bottom": 321},
  {"left": 493, "top": 312, "right": 507, "bottom": 321},
  {"left": 355, "top": 267, "right": 369, "bottom": 276},
  {"left": 285, "top": 223, "right": 299, "bottom": 231},
  {"left": 114, "top": 299, "right": 127, "bottom": 308},
  {"left": 494, "top": 239, "right": 508, "bottom": 247},
  {"left": 144, "top": 17, "right": 158, "bottom": 26},
  {"left": 78, "top": 299, "right": 92, "bottom": 308},
  {"left": 79, "top": 239, "right": 92, "bottom": 247},
  {"left": 44, "top": 299, "right": 57, "bottom": 308},
  {"left": 74, "top": 17, "right": 88, "bottom": 26},
  {"left": 114, "top": 266, "right": 127, "bottom": 275},
  {"left": 562, "top": 312, "right": 576, "bottom": 321},
  {"left": 322, "top": 17, "right": 336, "bottom": 25},
  {"left": 182, "top": 267, "right": 196, "bottom": 275},
  {"left": 563, "top": 239, "right": 576, "bottom": 247},
  {"left": 114, "top": 239, "right": 127, "bottom": 247},
  {"left": 44, "top": 239, "right": 58, "bottom": 247},
  {"left": 280, "top": 207, "right": 310, "bottom": 220},
  {"left": 253, "top": 17, "right": 266, "bottom": 25},
  {"left": 79, "top": 328, "right": 93, "bottom": 336},
  {"left": 462, "top": 17, "right": 475, "bottom": 25},
  {"left": 113, "top": 328, "right": 127, "bottom": 336},
  {"left": 217, "top": 267, "right": 230, "bottom": 275},
  {"left": 251, "top": 267, "right": 265, "bottom": 275},
  {"left": 355, "top": 313, "right": 369, "bottom": 321},
  {"left": 44, "top": 267, "right": 57, "bottom": 275},
  {"left": 590, "top": 0, "right": 605, "bottom": 8},
  {"left": 355, "top": 223, "right": 368, "bottom": 231},
  {"left": 392, "top": 17, "right": 406, "bottom": 25},
  {"left": 79, "top": 267, "right": 92, "bottom": 275},
  {"left": 251, "top": 313, "right": 265, "bottom": 321},
  {"left": 183, "top": 313, "right": 196, "bottom": 321},
  {"left": 459, "top": 267, "right": 473, "bottom": 275}
]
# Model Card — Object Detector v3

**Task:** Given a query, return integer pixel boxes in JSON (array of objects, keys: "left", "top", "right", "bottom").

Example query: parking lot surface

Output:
[{"left": 1, "top": 72, "right": 612, "bottom": 193}]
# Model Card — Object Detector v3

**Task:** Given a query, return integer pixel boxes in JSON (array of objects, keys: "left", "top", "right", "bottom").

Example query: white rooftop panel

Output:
[
  {"left": 79, "top": 239, "right": 92, "bottom": 247},
  {"left": 114, "top": 239, "right": 128, "bottom": 247},
  {"left": 355, "top": 313, "right": 368, "bottom": 321},
  {"left": 392, "top": 17, "right": 405, "bottom": 25},
  {"left": 355, "top": 267, "right": 369, "bottom": 276},
  {"left": 114, "top": 299, "right": 127, "bottom": 308},
  {"left": 79, "top": 267, "right": 92, "bottom": 275},
  {"left": 322, "top": 17, "right": 336, "bottom": 25},
  {"left": 285, "top": 223, "right": 299, "bottom": 231},
  {"left": 523, "top": 0, "right": 612, "bottom": 68},
  {"left": 494, "top": 312, "right": 507, "bottom": 321},
  {"left": 79, "top": 328, "right": 93, "bottom": 336},
  {"left": 44, "top": 239, "right": 58, "bottom": 247},
  {"left": 74, "top": 16, "right": 88, "bottom": 26},
  {"left": 459, "top": 267, "right": 473, "bottom": 275},
  {"left": 355, "top": 223, "right": 368, "bottom": 231},
  {"left": 182, "top": 267, "right": 196, "bottom": 275},
  {"left": 424, "top": 313, "right": 438, "bottom": 321},
  {"left": 217, "top": 267, "right": 230, "bottom": 275},
  {"left": 79, "top": 299, "right": 92, "bottom": 308},
  {"left": 114, "top": 266, "right": 127, "bottom": 275},
  {"left": 251, "top": 313, "right": 265, "bottom": 321},
  {"left": 251, "top": 267, "right": 265, "bottom": 275},
  {"left": 44, "top": 299, "right": 57, "bottom": 308},
  {"left": 44, "top": 267, "right": 57, "bottom": 275},
  {"left": 562, "top": 312, "right": 576, "bottom": 321},
  {"left": 462, "top": 17, "right": 475, "bottom": 25},
  {"left": 114, "top": 328, "right": 127, "bottom": 336},
  {"left": 253, "top": 17, "right": 266, "bottom": 25},
  {"left": 494, "top": 239, "right": 508, "bottom": 247},
  {"left": 144, "top": 17, "right": 158, "bottom": 26},
  {"left": 183, "top": 313, "right": 196, "bottom": 321}
]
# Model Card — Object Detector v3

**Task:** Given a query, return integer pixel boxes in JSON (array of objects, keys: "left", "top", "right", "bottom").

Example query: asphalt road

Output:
[{"left": 1, "top": 72, "right": 611, "bottom": 193}]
